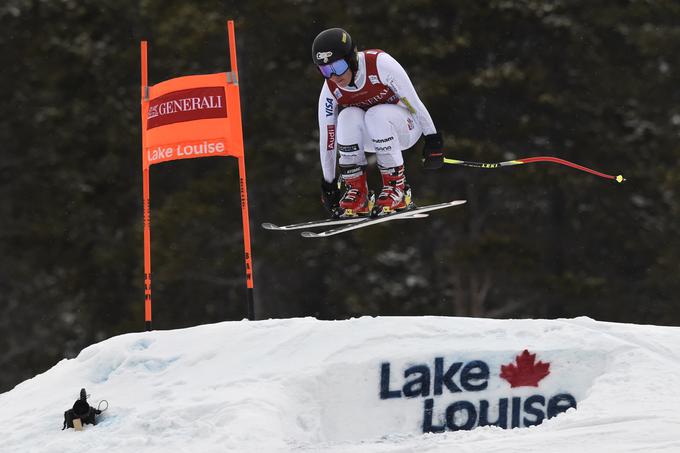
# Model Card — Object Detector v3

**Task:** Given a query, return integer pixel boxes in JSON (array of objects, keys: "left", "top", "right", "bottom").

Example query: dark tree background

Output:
[{"left": 1, "top": 0, "right": 679, "bottom": 392}]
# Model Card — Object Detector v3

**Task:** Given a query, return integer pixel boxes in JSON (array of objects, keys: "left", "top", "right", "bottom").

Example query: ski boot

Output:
[
  {"left": 371, "top": 164, "right": 413, "bottom": 217},
  {"left": 338, "top": 165, "right": 374, "bottom": 217}
]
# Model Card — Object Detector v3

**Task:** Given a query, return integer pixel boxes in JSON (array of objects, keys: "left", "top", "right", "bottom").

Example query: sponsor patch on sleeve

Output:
[{"left": 326, "top": 125, "right": 336, "bottom": 150}]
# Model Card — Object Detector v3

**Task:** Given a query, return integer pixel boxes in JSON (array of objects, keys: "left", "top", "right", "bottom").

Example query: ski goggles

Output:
[{"left": 317, "top": 58, "right": 350, "bottom": 78}]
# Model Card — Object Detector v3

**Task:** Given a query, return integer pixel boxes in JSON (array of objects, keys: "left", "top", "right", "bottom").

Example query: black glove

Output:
[
  {"left": 320, "top": 176, "right": 342, "bottom": 216},
  {"left": 422, "top": 132, "right": 444, "bottom": 170}
]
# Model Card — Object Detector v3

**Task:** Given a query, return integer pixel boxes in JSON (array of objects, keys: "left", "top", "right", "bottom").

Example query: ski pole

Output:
[{"left": 443, "top": 156, "right": 625, "bottom": 183}]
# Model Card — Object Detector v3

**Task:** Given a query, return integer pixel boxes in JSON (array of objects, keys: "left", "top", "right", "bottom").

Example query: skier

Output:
[{"left": 313, "top": 27, "right": 444, "bottom": 218}]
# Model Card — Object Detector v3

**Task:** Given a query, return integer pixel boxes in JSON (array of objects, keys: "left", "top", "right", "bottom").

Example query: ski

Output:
[
  {"left": 262, "top": 212, "right": 429, "bottom": 231},
  {"left": 300, "top": 200, "right": 467, "bottom": 238}
]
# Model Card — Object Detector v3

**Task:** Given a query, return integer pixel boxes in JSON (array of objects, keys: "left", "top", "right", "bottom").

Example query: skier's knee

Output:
[
  {"left": 364, "top": 104, "right": 392, "bottom": 129},
  {"left": 364, "top": 106, "right": 396, "bottom": 148},
  {"left": 337, "top": 106, "right": 364, "bottom": 124}
]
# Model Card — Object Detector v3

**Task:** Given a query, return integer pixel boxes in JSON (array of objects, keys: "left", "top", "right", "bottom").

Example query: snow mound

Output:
[{"left": 1, "top": 316, "right": 679, "bottom": 453}]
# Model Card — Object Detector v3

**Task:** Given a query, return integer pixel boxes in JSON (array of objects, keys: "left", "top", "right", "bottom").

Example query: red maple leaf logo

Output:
[{"left": 500, "top": 350, "right": 550, "bottom": 387}]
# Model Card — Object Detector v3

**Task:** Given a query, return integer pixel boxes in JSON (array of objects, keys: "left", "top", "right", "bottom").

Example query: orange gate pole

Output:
[
  {"left": 140, "top": 40, "right": 153, "bottom": 331},
  {"left": 227, "top": 20, "right": 255, "bottom": 320}
]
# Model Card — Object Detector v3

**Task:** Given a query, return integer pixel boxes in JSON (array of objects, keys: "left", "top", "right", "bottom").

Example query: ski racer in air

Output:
[{"left": 313, "top": 27, "right": 444, "bottom": 218}]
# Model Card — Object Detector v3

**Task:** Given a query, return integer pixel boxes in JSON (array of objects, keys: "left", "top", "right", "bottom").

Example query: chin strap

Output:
[{"left": 349, "top": 70, "right": 356, "bottom": 88}]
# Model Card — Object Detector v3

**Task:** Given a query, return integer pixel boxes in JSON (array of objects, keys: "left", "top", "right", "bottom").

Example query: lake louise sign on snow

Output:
[{"left": 379, "top": 350, "right": 577, "bottom": 432}]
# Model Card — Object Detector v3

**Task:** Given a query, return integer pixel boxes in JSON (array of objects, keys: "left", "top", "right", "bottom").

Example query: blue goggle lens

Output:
[{"left": 318, "top": 59, "right": 349, "bottom": 78}]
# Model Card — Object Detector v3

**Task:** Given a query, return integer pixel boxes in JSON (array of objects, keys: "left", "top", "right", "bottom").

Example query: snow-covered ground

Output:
[{"left": 1, "top": 316, "right": 679, "bottom": 453}]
